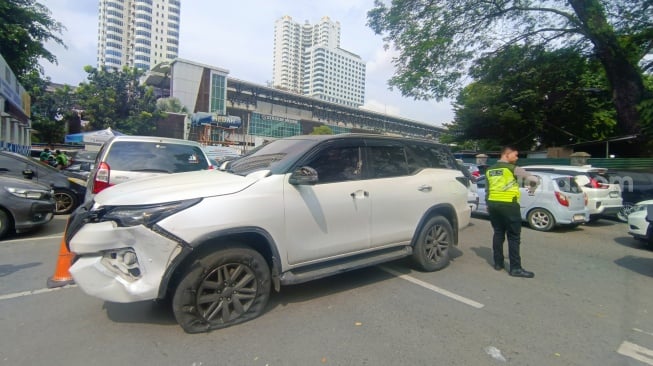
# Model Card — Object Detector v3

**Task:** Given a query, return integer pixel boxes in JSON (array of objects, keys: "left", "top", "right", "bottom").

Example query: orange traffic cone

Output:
[{"left": 46, "top": 235, "right": 75, "bottom": 288}]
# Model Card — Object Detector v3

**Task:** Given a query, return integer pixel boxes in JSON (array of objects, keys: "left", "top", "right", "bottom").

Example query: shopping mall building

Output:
[
  {"left": 145, "top": 58, "right": 446, "bottom": 153},
  {"left": 0, "top": 54, "right": 31, "bottom": 154}
]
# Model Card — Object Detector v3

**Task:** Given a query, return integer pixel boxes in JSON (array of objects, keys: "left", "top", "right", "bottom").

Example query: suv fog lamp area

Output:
[
  {"left": 98, "top": 198, "right": 202, "bottom": 227},
  {"left": 102, "top": 249, "right": 141, "bottom": 279}
]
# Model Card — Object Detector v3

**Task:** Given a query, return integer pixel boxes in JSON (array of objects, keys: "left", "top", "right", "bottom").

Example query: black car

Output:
[
  {"left": 0, "top": 175, "right": 55, "bottom": 239},
  {"left": 608, "top": 169, "right": 653, "bottom": 222},
  {"left": 0, "top": 151, "right": 86, "bottom": 214}
]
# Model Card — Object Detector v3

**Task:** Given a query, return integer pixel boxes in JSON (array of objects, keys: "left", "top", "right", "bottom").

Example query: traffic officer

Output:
[{"left": 486, "top": 146, "right": 538, "bottom": 278}]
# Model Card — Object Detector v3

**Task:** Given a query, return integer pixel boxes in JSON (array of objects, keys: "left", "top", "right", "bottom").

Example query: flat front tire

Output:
[
  {"left": 412, "top": 216, "right": 453, "bottom": 272},
  {"left": 172, "top": 245, "right": 271, "bottom": 334}
]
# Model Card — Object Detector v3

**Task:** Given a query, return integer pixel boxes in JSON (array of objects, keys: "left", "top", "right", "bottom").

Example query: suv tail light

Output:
[
  {"left": 588, "top": 178, "right": 608, "bottom": 189},
  {"left": 554, "top": 191, "right": 569, "bottom": 207},
  {"left": 92, "top": 162, "right": 113, "bottom": 194}
]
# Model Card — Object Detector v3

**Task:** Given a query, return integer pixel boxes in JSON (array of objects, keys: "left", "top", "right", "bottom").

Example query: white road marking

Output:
[
  {"left": 378, "top": 265, "right": 485, "bottom": 309},
  {"left": 0, "top": 285, "right": 77, "bottom": 301},
  {"left": 2, "top": 234, "right": 64, "bottom": 243},
  {"left": 484, "top": 346, "right": 507, "bottom": 362},
  {"left": 617, "top": 341, "right": 653, "bottom": 365},
  {"left": 634, "top": 328, "right": 653, "bottom": 337}
]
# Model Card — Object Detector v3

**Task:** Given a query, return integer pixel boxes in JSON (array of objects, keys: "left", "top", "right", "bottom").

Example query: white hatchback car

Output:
[
  {"left": 523, "top": 165, "right": 622, "bottom": 221},
  {"left": 474, "top": 171, "right": 590, "bottom": 231},
  {"left": 65, "top": 134, "right": 471, "bottom": 333},
  {"left": 627, "top": 200, "right": 653, "bottom": 244}
]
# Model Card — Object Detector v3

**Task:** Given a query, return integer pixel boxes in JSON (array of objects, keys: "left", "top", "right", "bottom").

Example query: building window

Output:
[{"left": 210, "top": 73, "right": 227, "bottom": 115}]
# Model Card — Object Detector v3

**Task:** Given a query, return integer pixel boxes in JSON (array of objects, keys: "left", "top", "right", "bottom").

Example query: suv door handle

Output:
[
  {"left": 418, "top": 185, "right": 432, "bottom": 192},
  {"left": 350, "top": 190, "right": 369, "bottom": 198}
]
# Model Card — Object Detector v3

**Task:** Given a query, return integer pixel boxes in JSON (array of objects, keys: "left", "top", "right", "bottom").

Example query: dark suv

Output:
[{"left": 0, "top": 151, "right": 86, "bottom": 214}]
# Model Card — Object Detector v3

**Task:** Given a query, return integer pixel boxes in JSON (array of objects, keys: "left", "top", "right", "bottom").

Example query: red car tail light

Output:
[
  {"left": 555, "top": 191, "right": 569, "bottom": 207},
  {"left": 92, "top": 161, "right": 113, "bottom": 194},
  {"left": 588, "top": 178, "right": 608, "bottom": 189}
]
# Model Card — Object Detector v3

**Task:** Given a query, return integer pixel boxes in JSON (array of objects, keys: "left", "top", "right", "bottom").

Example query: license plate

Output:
[
  {"left": 609, "top": 191, "right": 620, "bottom": 198},
  {"left": 573, "top": 214, "right": 586, "bottom": 222}
]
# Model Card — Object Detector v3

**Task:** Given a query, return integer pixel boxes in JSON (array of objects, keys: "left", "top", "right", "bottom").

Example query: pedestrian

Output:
[
  {"left": 485, "top": 146, "right": 538, "bottom": 278},
  {"left": 54, "top": 150, "right": 68, "bottom": 170},
  {"left": 39, "top": 147, "right": 52, "bottom": 163}
]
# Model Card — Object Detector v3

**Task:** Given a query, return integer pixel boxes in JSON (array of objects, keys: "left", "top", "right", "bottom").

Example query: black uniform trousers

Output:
[{"left": 487, "top": 201, "right": 522, "bottom": 270}]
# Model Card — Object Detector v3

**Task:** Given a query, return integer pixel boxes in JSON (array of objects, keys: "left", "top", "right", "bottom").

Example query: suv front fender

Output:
[{"left": 157, "top": 226, "right": 283, "bottom": 299}]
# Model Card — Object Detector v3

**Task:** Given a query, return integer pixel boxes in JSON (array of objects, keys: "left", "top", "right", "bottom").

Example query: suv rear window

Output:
[{"left": 105, "top": 141, "right": 209, "bottom": 173}]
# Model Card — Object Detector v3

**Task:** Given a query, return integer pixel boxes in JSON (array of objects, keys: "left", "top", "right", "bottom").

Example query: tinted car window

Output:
[
  {"left": 555, "top": 177, "right": 583, "bottom": 193},
  {"left": 105, "top": 141, "right": 209, "bottom": 173},
  {"left": 305, "top": 146, "right": 362, "bottom": 183},
  {"left": 230, "top": 139, "right": 311, "bottom": 176},
  {"left": 406, "top": 143, "right": 457, "bottom": 170},
  {"left": 367, "top": 145, "right": 409, "bottom": 178}
]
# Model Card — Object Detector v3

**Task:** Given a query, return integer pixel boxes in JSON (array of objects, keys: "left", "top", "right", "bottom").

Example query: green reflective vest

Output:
[{"left": 486, "top": 162, "right": 520, "bottom": 203}]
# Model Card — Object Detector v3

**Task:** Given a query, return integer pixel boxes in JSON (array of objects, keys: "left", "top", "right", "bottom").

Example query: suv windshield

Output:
[
  {"left": 229, "top": 139, "right": 313, "bottom": 176},
  {"left": 105, "top": 141, "right": 209, "bottom": 173}
]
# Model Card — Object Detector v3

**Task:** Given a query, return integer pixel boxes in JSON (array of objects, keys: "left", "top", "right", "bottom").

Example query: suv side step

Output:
[{"left": 279, "top": 246, "right": 413, "bottom": 285}]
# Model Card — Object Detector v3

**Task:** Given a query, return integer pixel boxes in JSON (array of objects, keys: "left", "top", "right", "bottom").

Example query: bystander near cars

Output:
[{"left": 474, "top": 171, "right": 589, "bottom": 231}]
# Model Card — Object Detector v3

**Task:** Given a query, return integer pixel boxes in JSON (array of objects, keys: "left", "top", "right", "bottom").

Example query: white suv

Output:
[
  {"left": 523, "top": 165, "right": 622, "bottom": 221},
  {"left": 65, "top": 134, "right": 471, "bottom": 333}
]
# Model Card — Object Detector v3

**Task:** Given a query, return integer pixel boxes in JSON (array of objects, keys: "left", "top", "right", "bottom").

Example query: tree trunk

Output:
[{"left": 568, "top": 0, "right": 645, "bottom": 138}]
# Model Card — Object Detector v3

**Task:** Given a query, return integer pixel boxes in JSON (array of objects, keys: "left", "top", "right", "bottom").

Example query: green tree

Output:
[
  {"left": 310, "top": 125, "right": 334, "bottom": 135},
  {"left": 447, "top": 46, "right": 616, "bottom": 150},
  {"left": 76, "top": 66, "right": 163, "bottom": 135},
  {"left": 156, "top": 97, "right": 188, "bottom": 114},
  {"left": 0, "top": 0, "right": 65, "bottom": 82},
  {"left": 367, "top": 0, "right": 652, "bottom": 143}
]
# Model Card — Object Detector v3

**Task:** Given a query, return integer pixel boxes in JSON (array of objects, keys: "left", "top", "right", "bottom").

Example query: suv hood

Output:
[{"left": 94, "top": 170, "right": 266, "bottom": 206}]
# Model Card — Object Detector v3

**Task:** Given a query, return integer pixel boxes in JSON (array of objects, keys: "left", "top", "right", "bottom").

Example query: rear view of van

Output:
[{"left": 86, "top": 135, "right": 212, "bottom": 201}]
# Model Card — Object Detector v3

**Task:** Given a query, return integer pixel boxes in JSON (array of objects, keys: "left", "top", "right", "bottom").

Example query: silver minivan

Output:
[
  {"left": 475, "top": 171, "right": 590, "bottom": 231},
  {"left": 86, "top": 135, "right": 212, "bottom": 200}
]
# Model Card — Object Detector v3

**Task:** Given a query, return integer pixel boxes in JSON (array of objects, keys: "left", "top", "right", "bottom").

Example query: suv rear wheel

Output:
[
  {"left": 172, "top": 245, "right": 271, "bottom": 333},
  {"left": 412, "top": 216, "right": 452, "bottom": 271}
]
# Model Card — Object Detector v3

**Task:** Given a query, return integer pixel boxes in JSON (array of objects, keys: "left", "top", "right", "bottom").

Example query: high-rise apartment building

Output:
[
  {"left": 97, "top": 0, "right": 181, "bottom": 71},
  {"left": 273, "top": 16, "right": 366, "bottom": 108}
]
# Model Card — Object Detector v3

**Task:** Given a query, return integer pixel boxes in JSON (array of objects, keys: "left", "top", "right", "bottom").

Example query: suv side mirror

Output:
[
  {"left": 22, "top": 169, "right": 34, "bottom": 179},
  {"left": 219, "top": 161, "right": 232, "bottom": 171},
  {"left": 289, "top": 166, "right": 318, "bottom": 185}
]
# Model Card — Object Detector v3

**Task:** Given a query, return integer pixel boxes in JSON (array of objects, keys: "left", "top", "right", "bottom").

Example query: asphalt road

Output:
[{"left": 1, "top": 215, "right": 652, "bottom": 365}]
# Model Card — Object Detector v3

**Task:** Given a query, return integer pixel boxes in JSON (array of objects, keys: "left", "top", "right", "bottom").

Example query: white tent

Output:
[{"left": 82, "top": 127, "right": 123, "bottom": 145}]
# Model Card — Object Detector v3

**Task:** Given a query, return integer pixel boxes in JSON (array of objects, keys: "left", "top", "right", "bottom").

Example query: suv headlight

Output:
[
  {"left": 631, "top": 204, "right": 649, "bottom": 214},
  {"left": 5, "top": 187, "right": 51, "bottom": 200},
  {"left": 95, "top": 198, "right": 201, "bottom": 227}
]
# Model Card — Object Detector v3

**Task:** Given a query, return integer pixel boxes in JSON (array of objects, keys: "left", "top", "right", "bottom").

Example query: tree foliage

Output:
[
  {"left": 0, "top": 0, "right": 65, "bottom": 82},
  {"left": 310, "top": 125, "right": 334, "bottom": 135},
  {"left": 75, "top": 66, "right": 163, "bottom": 135},
  {"left": 445, "top": 45, "right": 617, "bottom": 150},
  {"left": 367, "top": 0, "right": 652, "bottom": 141}
]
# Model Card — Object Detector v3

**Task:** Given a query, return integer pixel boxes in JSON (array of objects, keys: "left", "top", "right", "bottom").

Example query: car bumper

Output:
[
  {"left": 628, "top": 212, "right": 651, "bottom": 239},
  {"left": 69, "top": 221, "right": 182, "bottom": 303},
  {"left": 13, "top": 201, "right": 55, "bottom": 232}
]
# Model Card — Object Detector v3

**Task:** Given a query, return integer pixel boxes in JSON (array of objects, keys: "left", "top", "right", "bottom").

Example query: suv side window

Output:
[
  {"left": 367, "top": 145, "right": 409, "bottom": 178},
  {"left": 105, "top": 141, "right": 209, "bottom": 172},
  {"left": 306, "top": 146, "right": 362, "bottom": 183},
  {"left": 405, "top": 143, "right": 457, "bottom": 172}
]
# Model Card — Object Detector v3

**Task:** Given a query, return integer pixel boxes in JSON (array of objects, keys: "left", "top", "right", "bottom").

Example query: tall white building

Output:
[
  {"left": 273, "top": 16, "right": 366, "bottom": 108},
  {"left": 97, "top": 0, "right": 181, "bottom": 71}
]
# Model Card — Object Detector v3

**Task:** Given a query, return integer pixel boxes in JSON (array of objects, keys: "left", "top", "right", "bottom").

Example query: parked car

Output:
[
  {"left": 0, "top": 175, "right": 55, "bottom": 239},
  {"left": 0, "top": 151, "right": 86, "bottom": 214},
  {"left": 627, "top": 200, "right": 653, "bottom": 244},
  {"left": 85, "top": 135, "right": 213, "bottom": 200},
  {"left": 522, "top": 165, "right": 622, "bottom": 222},
  {"left": 606, "top": 170, "right": 653, "bottom": 222},
  {"left": 473, "top": 171, "right": 590, "bottom": 231},
  {"left": 65, "top": 134, "right": 471, "bottom": 333}
]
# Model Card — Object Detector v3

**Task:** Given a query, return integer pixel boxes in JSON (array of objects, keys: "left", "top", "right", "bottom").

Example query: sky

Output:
[{"left": 38, "top": 0, "right": 454, "bottom": 127}]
